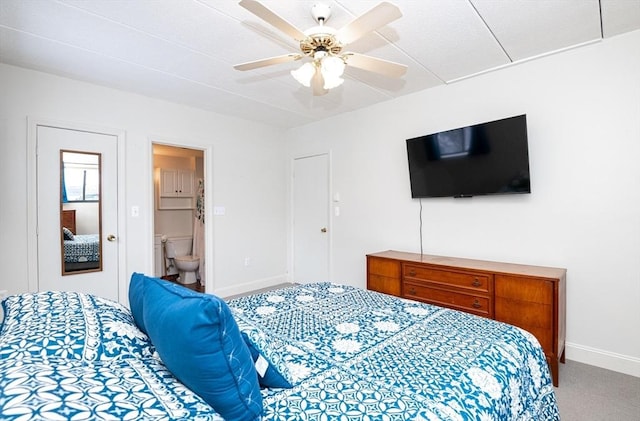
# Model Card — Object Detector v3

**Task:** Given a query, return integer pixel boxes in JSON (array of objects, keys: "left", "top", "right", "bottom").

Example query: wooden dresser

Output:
[{"left": 367, "top": 250, "right": 566, "bottom": 386}]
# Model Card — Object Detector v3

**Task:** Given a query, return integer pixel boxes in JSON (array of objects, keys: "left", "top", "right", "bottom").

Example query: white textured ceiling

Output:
[{"left": 1, "top": 0, "right": 639, "bottom": 128}]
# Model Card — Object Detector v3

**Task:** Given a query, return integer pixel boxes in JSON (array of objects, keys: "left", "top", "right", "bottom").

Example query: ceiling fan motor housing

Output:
[
  {"left": 301, "top": 4, "right": 342, "bottom": 58},
  {"left": 311, "top": 3, "right": 332, "bottom": 24},
  {"left": 300, "top": 33, "right": 342, "bottom": 57}
]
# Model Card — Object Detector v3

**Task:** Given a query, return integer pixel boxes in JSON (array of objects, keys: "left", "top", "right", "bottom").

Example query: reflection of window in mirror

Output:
[
  {"left": 62, "top": 152, "right": 100, "bottom": 202},
  {"left": 61, "top": 150, "right": 102, "bottom": 275}
]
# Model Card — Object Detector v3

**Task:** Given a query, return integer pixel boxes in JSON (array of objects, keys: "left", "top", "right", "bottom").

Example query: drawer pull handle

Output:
[
  {"left": 472, "top": 278, "right": 482, "bottom": 287},
  {"left": 409, "top": 270, "right": 416, "bottom": 276},
  {"left": 409, "top": 287, "right": 416, "bottom": 295},
  {"left": 472, "top": 299, "right": 482, "bottom": 309}
]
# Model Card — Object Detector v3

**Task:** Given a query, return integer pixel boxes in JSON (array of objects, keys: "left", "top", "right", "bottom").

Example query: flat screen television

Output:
[{"left": 406, "top": 115, "right": 531, "bottom": 198}]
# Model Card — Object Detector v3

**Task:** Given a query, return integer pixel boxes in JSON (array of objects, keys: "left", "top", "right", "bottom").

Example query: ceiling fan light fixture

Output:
[
  {"left": 322, "top": 55, "right": 345, "bottom": 76},
  {"left": 321, "top": 56, "right": 345, "bottom": 89},
  {"left": 322, "top": 72, "right": 344, "bottom": 90},
  {"left": 291, "top": 62, "right": 316, "bottom": 87}
]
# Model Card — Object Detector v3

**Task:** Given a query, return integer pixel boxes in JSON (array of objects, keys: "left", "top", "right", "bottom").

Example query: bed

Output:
[
  {"left": 63, "top": 229, "right": 100, "bottom": 271},
  {"left": 0, "top": 275, "right": 560, "bottom": 420},
  {"left": 61, "top": 209, "right": 100, "bottom": 271}
]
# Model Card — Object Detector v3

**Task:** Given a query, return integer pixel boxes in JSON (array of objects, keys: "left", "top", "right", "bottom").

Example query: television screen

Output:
[{"left": 406, "top": 115, "right": 531, "bottom": 198}]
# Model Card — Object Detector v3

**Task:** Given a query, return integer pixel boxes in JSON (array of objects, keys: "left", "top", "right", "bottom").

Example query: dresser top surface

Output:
[{"left": 367, "top": 250, "right": 566, "bottom": 279}]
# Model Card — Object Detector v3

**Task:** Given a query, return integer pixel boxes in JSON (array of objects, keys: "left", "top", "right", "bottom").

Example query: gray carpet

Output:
[{"left": 555, "top": 360, "right": 640, "bottom": 420}]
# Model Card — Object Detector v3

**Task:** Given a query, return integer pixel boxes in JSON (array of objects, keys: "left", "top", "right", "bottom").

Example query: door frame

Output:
[
  {"left": 148, "top": 137, "right": 214, "bottom": 293},
  {"left": 289, "top": 151, "right": 333, "bottom": 282},
  {"left": 27, "top": 117, "right": 127, "bottom": 300}
]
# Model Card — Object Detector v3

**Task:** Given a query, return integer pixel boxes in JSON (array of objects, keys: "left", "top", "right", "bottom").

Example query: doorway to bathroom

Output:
[{"left": 152, "top": 143, "right": 206, "bottom": 292}]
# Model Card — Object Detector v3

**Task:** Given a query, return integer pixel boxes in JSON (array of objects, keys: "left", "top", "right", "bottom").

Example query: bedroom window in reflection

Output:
[{"left": 63, "top": 152, "right": 100, "bottom": 202}]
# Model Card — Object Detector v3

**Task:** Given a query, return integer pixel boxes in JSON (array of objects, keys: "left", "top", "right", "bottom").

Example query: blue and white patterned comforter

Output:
[
  {"left": 64, "top": 234, "right": 100, "bottom": 263},
  {"left": 0, "top": 283, "right": 560, "bottom": 420},
  {"left": 228, "top": 282, "right": 560, "bottom": 420}
]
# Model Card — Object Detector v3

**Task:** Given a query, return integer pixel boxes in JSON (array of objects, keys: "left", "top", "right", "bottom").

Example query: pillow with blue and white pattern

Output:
[
  {"left": 62, "top": 226, "right": 75, "bottom": 240},
  {"left": 232, "top": 309, "right": 332, "bottom": 388},
  {"left": 0, "top": 291, "right": 155, "bottom": 361}
]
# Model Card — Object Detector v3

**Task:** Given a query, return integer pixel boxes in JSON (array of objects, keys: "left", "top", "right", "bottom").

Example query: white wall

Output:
[
  {"left": 286, "top": 30, "right": 640, "bottom": 376},
  {"left": 0, "top": 63, "right": 288, "bottom": 298}
]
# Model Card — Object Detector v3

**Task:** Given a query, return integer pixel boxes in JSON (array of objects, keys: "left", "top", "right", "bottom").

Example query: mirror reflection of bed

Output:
[
  {"left": 60, "top": 150, "right": 102, "bottom": 275},
  {"left": 61, "top": 209, "right": 101, "bottom": 273}
]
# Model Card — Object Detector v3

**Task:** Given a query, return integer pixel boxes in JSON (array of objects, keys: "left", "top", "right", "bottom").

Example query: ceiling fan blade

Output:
[
  {"left": 234, "top": 53, "right": 302, "bottom": 71},
  {"left": 239, "top": 0, "right": 307, "bottom": 41},
  {"left": 343, "top": 53, "right": 407, "bottom": 78},
  {"left": 335, "top": 2, "right": 402, "bottom": 45},
  {"left": 311, "top": 68, "right": 328, "bottom": 96}
]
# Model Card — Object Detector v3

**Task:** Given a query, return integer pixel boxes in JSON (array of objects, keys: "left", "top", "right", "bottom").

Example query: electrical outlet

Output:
[{"left": 244, "top": 257, "right": 251, "bottom": 267}]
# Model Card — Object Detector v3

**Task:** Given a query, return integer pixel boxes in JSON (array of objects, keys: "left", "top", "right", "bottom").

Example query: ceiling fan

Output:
[{"left": 234, "top": 0, "right": 407, "bottom": 96}]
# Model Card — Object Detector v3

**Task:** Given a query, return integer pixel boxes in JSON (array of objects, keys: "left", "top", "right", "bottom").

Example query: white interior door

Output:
[
  {"left": 293, "top": 154, "right": 330, "bottom": 282},
  {"left": 36, "top": 125, "right": 119, "bottom": 301}
]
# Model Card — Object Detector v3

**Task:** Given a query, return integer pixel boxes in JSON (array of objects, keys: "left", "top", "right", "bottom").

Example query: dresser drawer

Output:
[
  {"left": 368, "top": 274, "right": 401, "bottom": 296},
  {"left": 367, "top": 256, "right": 402, "bottom": 296},
  {"left": 368, "top": 257, "right": 401, "bottom": 278},
  {"left": 495, "top": 299, "right": 553, "bottom": 351},
  {"left": 403, "top": 264, "right": 491, "bottom": 294},
  {"left": 495, "top": 277, "right": 554, "bottom": 355},
  {"left": 495, "top": 275, "right": 553, "bottom": 304},
  {"left": 404, "top": 281, "right": 492, "bottom": 317}
]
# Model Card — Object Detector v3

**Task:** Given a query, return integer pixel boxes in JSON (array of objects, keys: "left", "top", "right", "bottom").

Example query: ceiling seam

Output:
[
  {"left": 598, "top": 0, "right": 605, "bottom": 39},
  {"left": 194, "top": 0, "right": 298, "bottom": 52},
  {"left": 334, "top": 0, "right": 446, "bottom": 84},
  {"left": 445, "top": 38, "right": 602, "bottom": 84},
  {"left": 468, "top": 0, "right": 513, "bottom": 63}
]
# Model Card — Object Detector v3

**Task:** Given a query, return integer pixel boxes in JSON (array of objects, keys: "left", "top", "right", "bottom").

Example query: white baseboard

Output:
[
  {"left": 566, "top": 341, "right": 640, "bottom": 377},
  {"left": 214, "top": 275, "right": 291, "bottom": 299}
]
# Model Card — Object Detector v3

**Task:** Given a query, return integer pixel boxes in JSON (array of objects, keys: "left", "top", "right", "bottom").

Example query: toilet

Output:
[{"left": 165, "top": 236, "right": 200, "bottom": 285}]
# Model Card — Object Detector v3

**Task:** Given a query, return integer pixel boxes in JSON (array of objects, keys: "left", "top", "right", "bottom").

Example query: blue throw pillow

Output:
[
  {"left": 128, "top": 273, "right": 147, "bottom": 334},
  {"left": 142, "top": 277, "right": 262, "bottom": 421}
]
